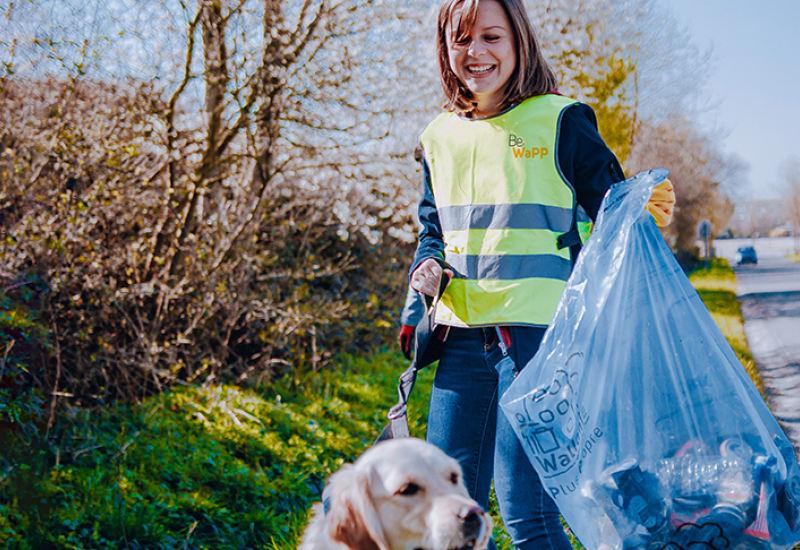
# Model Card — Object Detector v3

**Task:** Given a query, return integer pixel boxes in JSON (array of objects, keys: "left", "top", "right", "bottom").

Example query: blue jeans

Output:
[{"left": 426, "top": 326, "right": 572, "bottom": 550}]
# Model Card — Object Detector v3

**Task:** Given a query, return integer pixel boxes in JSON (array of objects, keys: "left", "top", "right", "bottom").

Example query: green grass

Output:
[
  {"left": 687, "top": 257, "right": 738, "bottom": 292},
  {"left": 0, "top": 351, "right": 434, "bottom": 549}
]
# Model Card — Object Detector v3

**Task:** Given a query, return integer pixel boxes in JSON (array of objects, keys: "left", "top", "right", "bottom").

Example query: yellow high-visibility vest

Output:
[{"left": 420, "top": 94, "right": 581, "bottom": 327}]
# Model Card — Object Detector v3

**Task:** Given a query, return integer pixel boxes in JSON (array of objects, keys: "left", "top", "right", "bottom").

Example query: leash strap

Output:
[{"left": 375, "top": 271, "right": 450, "bottom": 443}]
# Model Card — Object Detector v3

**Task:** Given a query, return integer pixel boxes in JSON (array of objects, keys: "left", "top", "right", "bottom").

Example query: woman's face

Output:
[{"left": 447, "top": 0, "right": 516, "bottom": 117}]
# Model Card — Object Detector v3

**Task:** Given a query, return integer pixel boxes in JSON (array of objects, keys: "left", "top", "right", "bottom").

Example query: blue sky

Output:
[{"left": 661, "top": 0, "right": 800, "bottom": 200}]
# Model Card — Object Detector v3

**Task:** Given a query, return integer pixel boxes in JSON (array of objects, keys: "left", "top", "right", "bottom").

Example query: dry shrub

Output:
[{"left": 0, "top": 77, "right": 412, "bottom": 405}]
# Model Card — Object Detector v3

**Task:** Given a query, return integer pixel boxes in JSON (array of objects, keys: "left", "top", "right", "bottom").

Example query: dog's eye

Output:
[
  {"left": 450, "top": 472, "right": 459, "bottom": 485},
  {"left": 398, "top": 483, "right": 421, "bottom": 496}
]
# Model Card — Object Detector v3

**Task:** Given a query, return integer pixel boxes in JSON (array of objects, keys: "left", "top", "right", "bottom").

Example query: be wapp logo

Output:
[
  {"left": 510, "top": 365, "right": 604, "bottom": 500},
  {"left": 507, "top": 133, "right": 549, "bottom": 159}
]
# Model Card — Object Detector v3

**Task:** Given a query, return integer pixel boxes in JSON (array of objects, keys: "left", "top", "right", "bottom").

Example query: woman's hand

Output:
[
  {"left": 410, "top": 258, "right": 453, "bottom": 298},
  {"left": 646, "top": 179, "right": 676, "bottom": 227}
]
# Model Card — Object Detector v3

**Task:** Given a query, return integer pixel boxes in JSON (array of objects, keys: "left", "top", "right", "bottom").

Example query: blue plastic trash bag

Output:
[{"left": 500, "top": 169, "right": 800, "bottom": 550}]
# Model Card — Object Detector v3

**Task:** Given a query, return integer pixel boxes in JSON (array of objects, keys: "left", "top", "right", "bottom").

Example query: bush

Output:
[
  {"left": 0, "top": 272, "right": 49, "bottom": 431},
  {"left": 0, "top": 77, "right": 414, "bottom": 406}
]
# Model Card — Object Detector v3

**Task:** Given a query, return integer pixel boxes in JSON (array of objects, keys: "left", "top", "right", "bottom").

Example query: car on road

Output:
[{"left": 736, "top": 246, "right": 758, "bottom": 265}]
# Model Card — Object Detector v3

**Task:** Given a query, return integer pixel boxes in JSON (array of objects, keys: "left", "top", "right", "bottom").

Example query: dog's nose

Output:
[
  {"left": 459, "top": 505, "right": 484, "bottom": 520},
  {"left": 460, "top": 505, "right": 485, "bottom": 533}
]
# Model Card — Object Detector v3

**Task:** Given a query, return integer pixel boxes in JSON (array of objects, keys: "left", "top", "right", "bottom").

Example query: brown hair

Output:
[{"left": 435, "top": 0, "right": 557, "bottom": 114}]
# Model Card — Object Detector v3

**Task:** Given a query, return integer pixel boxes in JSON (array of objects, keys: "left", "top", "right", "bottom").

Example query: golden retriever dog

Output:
[{"left": 299, "top": 437, "right": 493, "bottom": 550}]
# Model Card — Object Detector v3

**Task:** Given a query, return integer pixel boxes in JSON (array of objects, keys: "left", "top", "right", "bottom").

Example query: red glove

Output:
[{"left": 399, "top": 324, "right": 415, "bottom": 360}]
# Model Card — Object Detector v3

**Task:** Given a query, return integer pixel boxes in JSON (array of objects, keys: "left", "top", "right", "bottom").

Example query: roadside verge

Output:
[{"left": 689, "top": 258, "right": 766, "bottom": 398}]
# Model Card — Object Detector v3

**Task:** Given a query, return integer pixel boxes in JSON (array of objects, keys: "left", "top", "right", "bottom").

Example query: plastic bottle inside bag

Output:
[{"left": 655, "top": 455, "right": 754, "bottom": 506}]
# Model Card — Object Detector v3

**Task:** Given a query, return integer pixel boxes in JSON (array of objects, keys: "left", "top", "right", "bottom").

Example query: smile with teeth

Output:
[{"left": 467, "top": 64, "right": 495, "bottom": 75}]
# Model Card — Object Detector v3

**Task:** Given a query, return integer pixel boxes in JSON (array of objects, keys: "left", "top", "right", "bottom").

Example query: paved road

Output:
[{"left": 724, "top": 242, "right": 800, "bottom": 457}]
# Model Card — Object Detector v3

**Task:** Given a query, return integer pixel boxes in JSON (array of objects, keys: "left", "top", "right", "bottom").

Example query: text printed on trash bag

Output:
[{"left": 512, "top": 369, "right": 604, "bottom": 499}]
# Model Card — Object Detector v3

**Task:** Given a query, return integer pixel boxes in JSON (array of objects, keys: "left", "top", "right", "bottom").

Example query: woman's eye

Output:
[
  {"left": 485, "top": 35, "right": 499, "bottom": 42},
  {"left": 399, "top": 483, "right": 421, "bottom": 496}
]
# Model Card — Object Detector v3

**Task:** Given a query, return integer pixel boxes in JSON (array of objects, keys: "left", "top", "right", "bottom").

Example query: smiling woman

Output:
[
  {"left": 405, "top": 1, "right": 682, "bottom": 548},
  {"left": 434, "top": 0, "right": 558, "bottom": 119},
  {"left": 408, "top": 1, "right": 634, "bottom": 549},
  {"left": 445, "top": 0, "right": 517, "bottom": 118}
]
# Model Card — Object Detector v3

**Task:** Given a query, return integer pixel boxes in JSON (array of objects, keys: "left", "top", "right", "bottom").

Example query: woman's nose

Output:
[{"left": 467, "top": 39, "right": 486, "bottom": 57}]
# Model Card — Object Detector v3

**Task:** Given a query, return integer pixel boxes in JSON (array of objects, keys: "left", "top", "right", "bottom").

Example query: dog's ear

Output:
[{"left": 326, "top": 465, "right": 389, "bottom": 550}]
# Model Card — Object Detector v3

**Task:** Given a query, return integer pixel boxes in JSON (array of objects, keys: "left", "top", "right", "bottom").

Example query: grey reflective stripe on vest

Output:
[
  {"left": 438, "top": 203, "right": 574, "bottom": 231},
  {"left": 446, "top": 253, "right": 572, "bottom": 281}
]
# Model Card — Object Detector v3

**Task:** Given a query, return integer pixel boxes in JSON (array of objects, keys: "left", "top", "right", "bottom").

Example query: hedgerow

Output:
[{"left": 0, "top": 77, "right": 414, "bottom": 409}]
